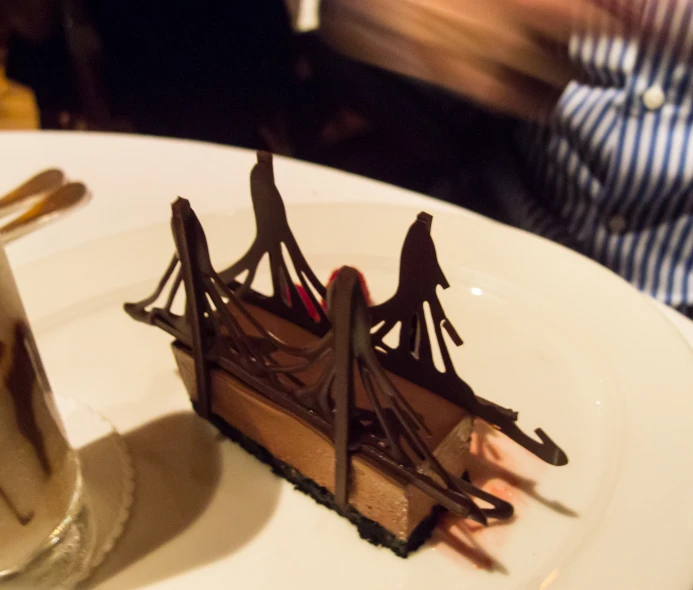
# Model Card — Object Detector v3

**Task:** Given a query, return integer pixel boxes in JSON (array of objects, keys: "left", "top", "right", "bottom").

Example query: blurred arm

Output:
[{"left": 317, "top": 0, "right": 631, "bottom": 120}]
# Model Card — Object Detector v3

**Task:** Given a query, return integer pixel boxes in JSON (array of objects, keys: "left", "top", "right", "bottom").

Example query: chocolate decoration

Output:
[
  {"left": 5, "top": 322, "right": 52, "bottom": 477},
  {"left": 126, "top": 198, "right": 510, "bottom": 525},
  {"left": 217, "top": 152, "right": 330, "bottom": 335},
  {"left": 0, "top": 322, "right": 53, "bottom": 526},
  {"left": 126, "top": 150, "right": 567, "bottom": 534},
  {"left": 0, "top": 486, "right": 34, "bottom": 526},
  {"left": 371, "top": 214, "right": 568, "bottom": 466},
  {"left": 171, "top": 199, "right": 214, "bottom": 419},
  {"left": 329, "top": 269, "right": 355, "bottom": 510}
]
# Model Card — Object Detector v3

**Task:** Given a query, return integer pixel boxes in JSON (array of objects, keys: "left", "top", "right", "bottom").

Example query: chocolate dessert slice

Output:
[{"left": 125, "top": 152, "right": 567, "bottom": 556}]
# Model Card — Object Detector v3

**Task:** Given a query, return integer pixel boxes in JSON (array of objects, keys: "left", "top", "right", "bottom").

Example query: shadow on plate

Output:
[
  {"left": 432, "top": 422, "right": 579, "bottom": 574},
  {"left": 82, "top": 410, "right": 282, "bottom": 589},
  {"left": 468, "top": 422, "right": 579, "bottom": 518}
]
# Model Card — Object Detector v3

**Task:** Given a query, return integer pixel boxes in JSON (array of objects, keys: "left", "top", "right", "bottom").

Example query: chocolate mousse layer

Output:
[{"left": 172, "top": 302, "right": 473, "bottom": 549}]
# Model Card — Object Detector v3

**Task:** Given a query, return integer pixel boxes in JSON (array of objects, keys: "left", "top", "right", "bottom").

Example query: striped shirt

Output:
[{"left": 509, "top": 0, "right": 693, "bottom": 316}]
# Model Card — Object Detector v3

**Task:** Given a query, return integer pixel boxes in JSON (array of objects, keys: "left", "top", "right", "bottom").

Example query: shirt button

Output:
[
  {"left": 643, "top": 85, "right": 666, "bottom": 111},
  {"left": 608, "top": 215, "right": 627, "bottom": 234}
]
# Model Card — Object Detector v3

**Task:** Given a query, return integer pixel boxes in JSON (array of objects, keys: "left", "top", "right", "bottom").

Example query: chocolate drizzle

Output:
[
  {"left": 0, "top": 322, "right": 55, "bottom": 525},
  {"left": 125, "top": 150, "right": 568, "bottom": 531},
  {"left": 0, "top": 486, "right": 33, "bottom": 525},
  {"left": 6, "top": 322, "right": 52, "bottom": 477}
]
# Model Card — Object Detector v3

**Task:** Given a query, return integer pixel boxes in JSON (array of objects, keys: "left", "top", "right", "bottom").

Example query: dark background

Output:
[{"left": 6, "top": 0, "right": 512, "bottom": 218}]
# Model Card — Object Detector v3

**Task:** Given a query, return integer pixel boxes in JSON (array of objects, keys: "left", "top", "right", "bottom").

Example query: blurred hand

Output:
[{"left": 320, "top": 0, "right": 638, "bottom": 120}]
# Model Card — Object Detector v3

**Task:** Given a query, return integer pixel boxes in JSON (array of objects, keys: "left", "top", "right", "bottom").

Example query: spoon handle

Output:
[
  {"left": 1, "top": 182, "right": 89, "bottom": 243},
  {"left": 0, "top": 169, "right": 66, "bottom": 217}
]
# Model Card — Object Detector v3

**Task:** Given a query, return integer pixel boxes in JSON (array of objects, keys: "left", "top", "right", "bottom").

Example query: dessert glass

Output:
[{"left": 0, "top": 243, "right": 96, "bottom": 589}]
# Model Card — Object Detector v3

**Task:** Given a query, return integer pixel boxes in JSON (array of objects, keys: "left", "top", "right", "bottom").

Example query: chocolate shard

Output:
[
  {"left": 217, "top": 151, "right": 330, "bottom": 334},
  {"left": 371, "top": 213, "right": 568, "bottom": 467},
  {"left": 370, "top": 211, "right": 472, "bottom": 400}
]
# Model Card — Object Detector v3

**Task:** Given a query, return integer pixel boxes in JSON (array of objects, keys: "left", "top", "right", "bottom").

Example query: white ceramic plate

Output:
[{"left": 11, "top": 198, "right": 693, "bottom": 590}]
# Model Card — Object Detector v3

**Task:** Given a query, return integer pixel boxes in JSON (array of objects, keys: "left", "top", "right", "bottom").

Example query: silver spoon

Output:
[
  {"left": 0, "top": 169, "right": 66, "bottom": 219},
  {"left": 1, "top": 182, "right": 90, "bottom": 244}
]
